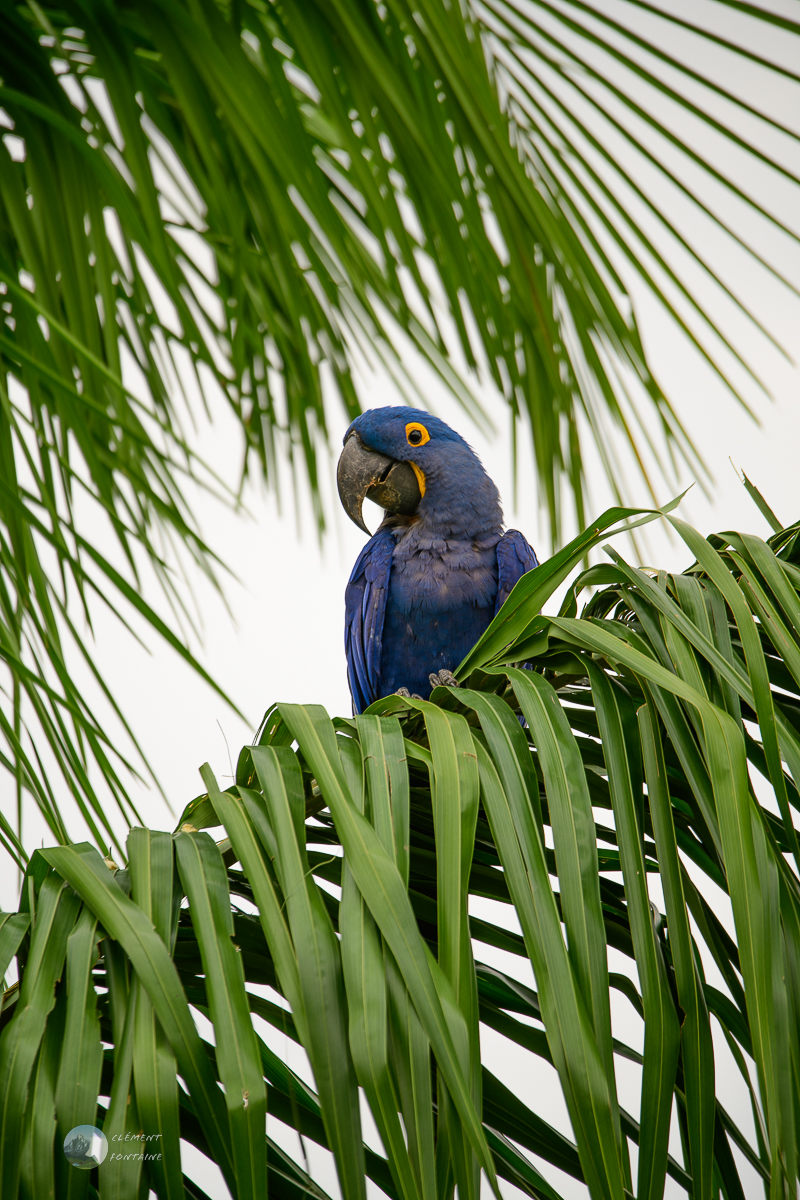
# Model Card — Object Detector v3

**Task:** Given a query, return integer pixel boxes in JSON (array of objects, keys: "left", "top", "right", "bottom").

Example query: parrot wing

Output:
[
  {"left": 495, "top": 529, "right": 539, "bottom": 614},
  {"left": 345, "top": 528, "right": 395, "bottom": 714}
]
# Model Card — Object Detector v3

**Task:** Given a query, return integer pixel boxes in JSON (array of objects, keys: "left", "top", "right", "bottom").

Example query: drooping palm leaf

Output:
[
  {"left": 0, "top": 2, "right": 798, "bottom": 866},
  {"left": 2, "top": 504, "right": 800, "bottom": 1197}
]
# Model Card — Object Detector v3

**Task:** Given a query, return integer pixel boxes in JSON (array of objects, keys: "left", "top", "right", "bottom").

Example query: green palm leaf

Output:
[{"left": 2, "top": 503, "right": 799, "bottom": 1197}]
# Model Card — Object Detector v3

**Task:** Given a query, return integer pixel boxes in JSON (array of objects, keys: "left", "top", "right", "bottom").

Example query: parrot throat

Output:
[{"left": 408, "top": 450, "right": 503, "bottom": 541}]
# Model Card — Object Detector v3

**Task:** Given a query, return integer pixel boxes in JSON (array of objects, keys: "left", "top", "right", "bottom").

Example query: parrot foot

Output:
[
  {"left": 429, "top": 670, "right": 459, "bottom": 690},
  {"left": 395, "top": 687, "right": 423, "bottom": 700}
]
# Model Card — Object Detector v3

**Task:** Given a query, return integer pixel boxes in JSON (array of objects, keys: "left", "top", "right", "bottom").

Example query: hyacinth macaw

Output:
[{"left": 337, "top": 406, "right": 538, "bottom": 713}]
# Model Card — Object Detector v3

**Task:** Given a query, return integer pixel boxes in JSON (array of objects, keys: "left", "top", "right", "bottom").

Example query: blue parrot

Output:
[{"left": 337, "top": 406, "right": 538, "bottom": 713}]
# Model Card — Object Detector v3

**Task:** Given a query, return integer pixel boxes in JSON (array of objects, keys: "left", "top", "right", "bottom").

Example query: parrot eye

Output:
[{"left": 405, "top": 422, "right": 430, "bottom": 447}]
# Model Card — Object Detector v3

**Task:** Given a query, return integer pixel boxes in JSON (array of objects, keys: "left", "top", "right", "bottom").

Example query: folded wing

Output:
[
  {"left": 495, "top": 530, "right": 539, "bottom": 614},
  {"left": 344, "top": 528, "right": 395, "bottom": 714}
]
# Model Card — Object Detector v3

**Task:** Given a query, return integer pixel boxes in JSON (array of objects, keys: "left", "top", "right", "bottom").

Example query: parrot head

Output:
[{"left": 337, "top": 406, "right": 495, "bottom": 535}]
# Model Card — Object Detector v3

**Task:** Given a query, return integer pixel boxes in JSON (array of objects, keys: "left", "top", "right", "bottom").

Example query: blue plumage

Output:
[{"left": 342, "top": 407, "right": 538, "bottom": 713}]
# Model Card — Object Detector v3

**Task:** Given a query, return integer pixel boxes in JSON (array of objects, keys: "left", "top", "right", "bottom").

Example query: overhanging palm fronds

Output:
[
  {"left": 2, "top": 504, "right": 799, "bottom": 1199},
  {"left": 4, "top": 1, "right": 799, "bottom": 524}
]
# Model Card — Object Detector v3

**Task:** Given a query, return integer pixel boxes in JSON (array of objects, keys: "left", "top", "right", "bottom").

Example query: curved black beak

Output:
[{"left": 337, "top": 431, "right": 422, "bottom": 534}]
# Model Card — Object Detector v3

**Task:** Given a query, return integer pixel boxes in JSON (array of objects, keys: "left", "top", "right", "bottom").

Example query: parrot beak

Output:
[{"left": 337, "top": 432, "right": 422, "bottom": 535}]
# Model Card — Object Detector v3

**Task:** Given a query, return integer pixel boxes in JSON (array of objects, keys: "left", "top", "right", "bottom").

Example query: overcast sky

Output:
[{"left": 2, "top": 3, "right": 800, "bottom": 1198}]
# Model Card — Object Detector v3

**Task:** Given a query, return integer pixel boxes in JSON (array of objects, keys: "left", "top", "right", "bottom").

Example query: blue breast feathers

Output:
[{"left": 345, "top": 525, "right": 538, "bottom": 713}]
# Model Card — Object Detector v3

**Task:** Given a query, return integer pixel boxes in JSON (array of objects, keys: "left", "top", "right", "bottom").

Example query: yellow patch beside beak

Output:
[{"left": 409, "top": 461, "right": 426, "bottom": 498}]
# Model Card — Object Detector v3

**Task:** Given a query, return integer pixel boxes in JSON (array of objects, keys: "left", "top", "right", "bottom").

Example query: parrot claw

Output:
[
  {"left": 429, "top": 670, "right": 459, "bottom": 690},
  {"left": 395, "top": 687, "right": 423, "bottom": 700}
]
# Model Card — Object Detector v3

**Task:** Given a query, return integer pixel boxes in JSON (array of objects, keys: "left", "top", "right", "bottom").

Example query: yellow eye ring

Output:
[{"left": 405, "top": 422, "right": 430, "bottom": 447}]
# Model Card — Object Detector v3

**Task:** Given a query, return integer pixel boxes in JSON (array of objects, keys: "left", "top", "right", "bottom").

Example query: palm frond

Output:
[{"left": 3, "top": 504, "right": 800, "bottom": 1197}]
